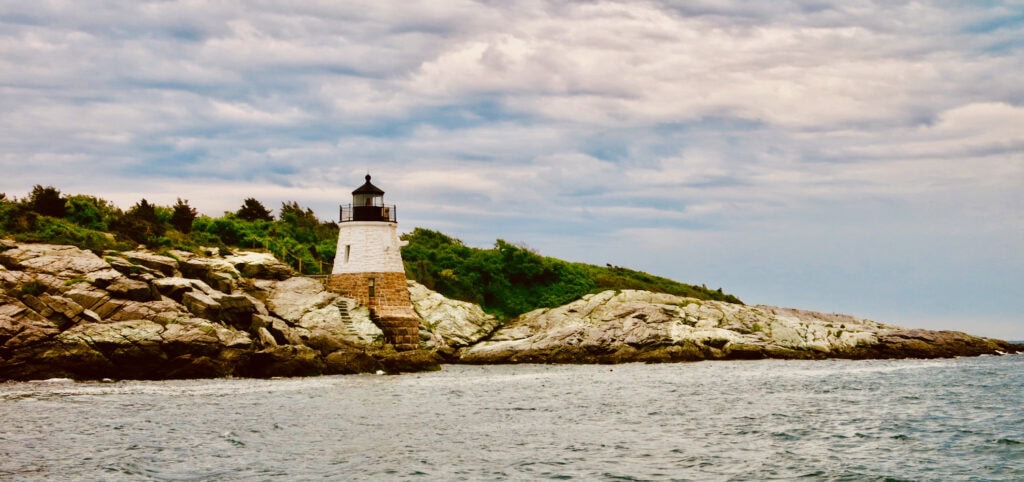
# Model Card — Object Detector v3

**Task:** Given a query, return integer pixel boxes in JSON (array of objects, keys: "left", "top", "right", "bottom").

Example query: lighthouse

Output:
[{"left": 329, "top": 174, "right": 421, "bottom": 351}]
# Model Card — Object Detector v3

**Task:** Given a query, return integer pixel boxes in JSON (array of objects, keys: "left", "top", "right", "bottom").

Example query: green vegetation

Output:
[
  {"left": 0, "top": 186, "right": 337, "bottom": 275},
  {"left": 1, "top": 187, "right": 744, "bottom": 317},
  {"left": 401, "top": 228, "right": 743, "bottom": 319}
]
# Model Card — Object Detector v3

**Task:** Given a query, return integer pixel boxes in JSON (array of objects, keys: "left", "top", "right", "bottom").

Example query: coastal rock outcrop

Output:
[
  {"left": 460, "top": 290, "right": 1019, "bottom": 363},
  {"left": 2, "top": 240, "right": 1019, "bottom": 380},
  {"left": 0, "top": 241, "right": 438, "bottom": 380}
]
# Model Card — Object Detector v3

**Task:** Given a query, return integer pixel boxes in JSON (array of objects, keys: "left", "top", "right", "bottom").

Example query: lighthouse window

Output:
[
  {"left": 368, "top": 277, "right": 375, "bottom": 298},
  {"left": 344, "top": 245, "right": 350, "bottom": 263}
]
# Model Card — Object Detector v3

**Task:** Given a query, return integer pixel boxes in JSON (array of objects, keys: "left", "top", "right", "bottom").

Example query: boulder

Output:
[
  {"left": 120, "top": 250, "right": 180, "bottom": 277},
  {"left": 106, "top": 277, "right": 157, "bottom": 302},
  {"left": 379, "top": 350, "right": 442, "bottom": 374},
  {"left": 180, "top": 257, "right": 238, "bottom": 293},
  {"left": 214, "top": 293, "right": 256, "bottom": 329},
  {"left": 225, "top": 251, "right": 295, "bottom": 280},
  {"left": 151, "top": 277, "right": 214, "bottom": 302},
  {"left": 266, "top": 277, "right": 382, "bottom": 350},
  {"left": 251, "top": 314, "right": 304, "bottom": 345},
  {"left": 256, "top": 326, "right": 278, "bottom": 347},
  {"left": 0, "top": 244, "right": 109, "bottom": 277},
  {"left": 266, "top": 277, "right": 336, "bottom": 322},
  {"left": 182, "top": 291, "right": 221, "bottom": 321},
  {"left": 324, "top": 350, "right": 383, "bottom": 374},
  {"left": 409, "top": 281, "right": 500, "bottom": 347},
  {"left": 104, "top": 255, "right": 151, "bottom": 277},
  {"left": 246, "top": 345, "right": 324, "bottom": 377}
]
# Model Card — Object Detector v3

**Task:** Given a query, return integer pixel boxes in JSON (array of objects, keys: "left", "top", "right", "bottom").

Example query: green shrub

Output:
[
  {"left": 401, "top": 228, "right": 743, "bottom": 319},
  {"left": 65, "top": 194, "right": 119, "bottom": 231},
  {"left": 19, "top": 279, "right": 46, "bottom": 297},
  {"left": 14, "top": 216, "right": 125, "bottom": 253},
  {"left": 28, "top": 185, "right": 66, "bottom": 218}
]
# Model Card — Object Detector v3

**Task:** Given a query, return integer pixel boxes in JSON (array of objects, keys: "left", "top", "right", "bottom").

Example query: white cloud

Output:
[{"left": 0, "top": 0, "right": 1022, "bottom": 337}]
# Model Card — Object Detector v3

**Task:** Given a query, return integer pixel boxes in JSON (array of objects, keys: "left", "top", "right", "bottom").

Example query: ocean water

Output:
[{"left": 1, "top": 356, "right": 1022, "bottom": 481}]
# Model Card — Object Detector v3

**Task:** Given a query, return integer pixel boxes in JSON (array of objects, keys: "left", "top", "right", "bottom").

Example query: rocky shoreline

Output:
[{"left": 1, "top": 240, "right": 1019, "bottom": 381}]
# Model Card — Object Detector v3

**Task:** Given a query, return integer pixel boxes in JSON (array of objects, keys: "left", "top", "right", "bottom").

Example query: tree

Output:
[
  {"left": 28, "top": 185, "right": 66, "bottom": 218},
  {"left": 112, "top": 199, "right": 164, "bottom": 245},
  {"left": 129, "top": 199, "right": 158, "bottom": 224},
  {"left": 236, "top": 198, "right": 273, "bottom": 222},
  {"left": 279, "top": 201, "right": 321, "bottom": 245},
  {"left": 65, "top": 194, "right": 118, "bottom": 231},
  {"left": 170, "top": 198, "right": 198, "bottom": 233}
]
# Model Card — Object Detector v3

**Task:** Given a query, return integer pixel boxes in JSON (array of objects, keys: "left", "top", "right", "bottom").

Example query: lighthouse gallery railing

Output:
[{"left": 339, "top": 204, "right": 397, "bottom": 223}]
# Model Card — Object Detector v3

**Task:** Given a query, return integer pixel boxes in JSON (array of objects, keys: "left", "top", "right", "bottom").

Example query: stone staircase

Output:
[{"left": 333, "top": 298, "right": 362, "bottom": 339}]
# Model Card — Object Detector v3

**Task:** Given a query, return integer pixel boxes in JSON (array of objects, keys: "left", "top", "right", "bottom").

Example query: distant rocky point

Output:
[{"left": 0, "top": 240, "right": 1018, "bottom": 381}]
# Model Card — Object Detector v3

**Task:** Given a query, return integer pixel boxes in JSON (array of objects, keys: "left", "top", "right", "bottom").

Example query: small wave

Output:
[{"left": 994, "top": 438, "right": 1021, "bottom": 445}]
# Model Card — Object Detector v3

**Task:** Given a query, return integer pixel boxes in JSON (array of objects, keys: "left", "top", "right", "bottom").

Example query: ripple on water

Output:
[{"left": 1, "top": 357, "right": 1023, "bottom": 480}]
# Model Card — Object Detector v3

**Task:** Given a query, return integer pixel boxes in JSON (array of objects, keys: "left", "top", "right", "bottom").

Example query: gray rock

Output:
[
  {"left": 106, "top": 277, "right": 157, "bottom": 301},
  {"left": 151, "top": 277, "right": 202, "bottom": 302},
  {"left": 224, "top": 251, "right": 295, "bottom": 280},
  {"left": 266, "top": 277, "right": 382, "bottom": 349},
  {"left": 252, "top": 314, "right": 304, "bottom": 345},
  {"left": 257, "top": 326, "right": 279, "bottom": 347},
  {"left": 182, "top": 291, "right": 220, "bottom": 321},
  {"left": 409, "top": 281, "right": 500, "bottom": 347},
  {"left": 213, "top": 292, "right": 255, "bottom": 329},
  {"left": 180, "top": 257, "right": 238, "bottom": 293},
  {"left": 120, "top": 250, "right": 180, "bottom": 277}
]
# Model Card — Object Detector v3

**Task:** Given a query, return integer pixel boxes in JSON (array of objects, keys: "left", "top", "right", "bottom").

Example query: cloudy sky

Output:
[{"left": 1, "top": 1, "right": 1022, "bottom": 338}]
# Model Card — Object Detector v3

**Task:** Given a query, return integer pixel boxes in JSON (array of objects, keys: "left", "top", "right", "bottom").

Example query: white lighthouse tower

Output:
[{"left": 329, "top": 174, "right": 420, "bottom": 350}]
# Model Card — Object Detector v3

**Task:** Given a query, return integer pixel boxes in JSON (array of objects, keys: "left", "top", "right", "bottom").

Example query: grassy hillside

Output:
[
  {"left": 401, "top": 228, "right": 743, "bottom": 319},
  {"left": 1, "top": 187, "right": 743, "bottom": 319}
]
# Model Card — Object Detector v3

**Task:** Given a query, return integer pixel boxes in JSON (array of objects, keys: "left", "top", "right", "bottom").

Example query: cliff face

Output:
[
  {"left": 0, "top": 240, "right": 1018, "bottom": 381},
  {"left": 460, "top": 290, "right": 1018, "bottom": 363},
  {"left": 0, "top": 241, "right": 444, "bottom": 380}
]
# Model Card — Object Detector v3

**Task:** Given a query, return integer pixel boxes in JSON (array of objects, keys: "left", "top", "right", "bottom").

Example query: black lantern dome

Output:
[{"left": 341, "top": 174, "right": 396, "bottom": 222}]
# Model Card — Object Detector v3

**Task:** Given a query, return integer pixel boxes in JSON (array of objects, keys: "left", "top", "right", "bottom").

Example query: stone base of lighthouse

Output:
[{"left": 328, "top": 272, "right": 421, "bottom": 351}]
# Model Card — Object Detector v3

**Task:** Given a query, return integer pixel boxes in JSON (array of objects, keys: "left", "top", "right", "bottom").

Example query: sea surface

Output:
[{"left": 1, "top": 355, "right": 1022, "bottom": 481}]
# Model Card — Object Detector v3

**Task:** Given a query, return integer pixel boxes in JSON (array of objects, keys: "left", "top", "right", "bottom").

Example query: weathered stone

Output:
[
  {"left": 180, "top": 257, "right": 238, "bottom": 293},
  {"left": 324, "top": 350, "right": 382, "bottom": 374},
  {"left": 267, "top": 277, "right": 336, "bottom": 322},
  {"left": 409, "top": 281, "right": 500, "bottom": 347},
  {"left": 182, "top": 291, "right": 220, "bottom": 321},
  {"left": 20, "top": 294, "right": 56, "bottom": 319},
  {"left": 90, "top": 299, "right": 126, "bottom": 319},
  {"left": 1, "top": 244, "right": 109, "bottom": 276},
  {"left": 460, "top": 290, "right": 1019, "bottom": 364},
  {"left": 160, "top": 319, "right": 221, "bottom": 356},
  {"left": 252, "top": 314, "right": 304, "bottom": 345},
  {"left": 2, "top": 318, "right": 59, "bottom": 350},
  {"left": 225, "top": 251, "right": 295, "bottom": 280},
  {"left": 257, "top": 327, "right": 278, "bottom": 347},
  {"left": 85, "top": 269, "right": 122, "bottom": 289},
  {"left": 379, "top": 350, "right": 442, "bottom": 374},
  {"left": 267, "top": 277, "right": 382, "bottom": 348},
  {"left": 246, "top": 345, "right": 324, "bottom": 377},
  {"left": 39, "top": 294, "right": 85, "bottom": 321},
  {"left": 120, "top": 250, "right": 179, "bottom": 277},
  {"left": 105, "top": 256, "right": 157, "bottom": 278},
  {"left": 2, "top": 240, "right": 1019, "bottom": 381},
  {"left": 64, "top": 287, "right": 111, "bottom": 312},
  {"left": 106, "top": 277, "right": 157, "bottom": 301},
  {"left": 212, "top": 292, "right": 255, "bottom": 329}
]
